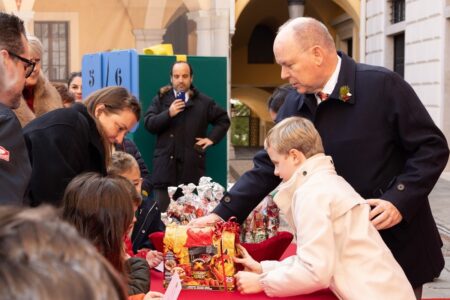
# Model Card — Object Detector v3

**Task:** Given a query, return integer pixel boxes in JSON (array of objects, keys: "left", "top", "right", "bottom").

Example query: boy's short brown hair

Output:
[
  {"left": 108, "top": 151, "right": 139, "bottom": 176},
  {"left": 264, "top": 116, "right": 324, "bottom": 158}
]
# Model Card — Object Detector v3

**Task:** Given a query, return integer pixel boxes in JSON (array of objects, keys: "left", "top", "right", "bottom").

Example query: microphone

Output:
[{"left": 176, "top": 91, "right": 185, "bottom": 101}]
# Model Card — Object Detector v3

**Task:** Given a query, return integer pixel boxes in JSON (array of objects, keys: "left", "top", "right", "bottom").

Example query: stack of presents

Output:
[{"left": 152, "top": 177, "right": 293, "bottom": 291}]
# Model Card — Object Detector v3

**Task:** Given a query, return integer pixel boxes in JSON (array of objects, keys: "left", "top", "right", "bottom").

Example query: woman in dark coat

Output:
[{"left": 23, "top": 86, "right": 141, "bottom": 207}]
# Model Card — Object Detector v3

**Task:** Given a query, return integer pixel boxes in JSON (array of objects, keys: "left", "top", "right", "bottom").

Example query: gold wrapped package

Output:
[{"left": 163, "top": 221, "right": 239, "bottom": 291}]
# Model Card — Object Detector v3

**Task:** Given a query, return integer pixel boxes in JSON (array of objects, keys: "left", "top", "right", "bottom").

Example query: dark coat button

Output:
[
  {"left": 397, "top": 183, "right": 405, "bottom": 191},
  {"left": 223, "top": 196, "right": 231, "bottom": 203}
]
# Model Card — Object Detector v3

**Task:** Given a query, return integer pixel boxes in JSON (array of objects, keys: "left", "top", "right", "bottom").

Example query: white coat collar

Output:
[{"left": 274, "top": 154, "right": 335, "bottom": 228}]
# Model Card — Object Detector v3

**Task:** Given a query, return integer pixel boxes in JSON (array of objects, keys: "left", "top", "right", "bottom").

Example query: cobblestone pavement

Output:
[{"left": 424, "top": 177, "right": 450, "bottom": 298}]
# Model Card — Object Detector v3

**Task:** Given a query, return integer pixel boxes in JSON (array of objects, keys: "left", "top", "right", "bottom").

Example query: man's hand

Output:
[
  {"left": 233, "top": 244, "right": 262, "bottom": 274},
  {"left": 195, "top": 137, "right": 213, "bottom": 150},
  {"left": 367, "top": 198, "right": 403, "bottom": 230},
  {"left": 234, "top": 271, "right": 263, "bottom": 294},
  {"left": 169, "top": 99, "right": 185, "bottom": 117},
  {"left": 189, "top": 213, "right": 222, "bottom": 226}
]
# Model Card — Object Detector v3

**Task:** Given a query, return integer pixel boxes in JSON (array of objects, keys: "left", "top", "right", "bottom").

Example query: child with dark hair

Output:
[
  {"left": 0, "top": 205, "right": 128, "bottom": 300},
  {"left": 267, "top": 84, "right": 294, "bottom": 122},
  {"left": 109, "top": 151, "right": 165, "bottom": 266},
  {"left": 52, "top": 81, "right": 75, "bottom": 107},
  {"left": 61, "top": 172, "right": 163, "bottom": 299}
]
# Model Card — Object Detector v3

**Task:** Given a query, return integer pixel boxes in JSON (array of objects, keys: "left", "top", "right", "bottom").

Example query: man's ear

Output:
[
  {"left": 312, "top": 46, "right": 324, "bottom": 66},
  {"left": 94, "top": 103, "right": 106, "bottom": 118},
  {"left": 0, "top": 49, "right": 10, "bottom": 67}
]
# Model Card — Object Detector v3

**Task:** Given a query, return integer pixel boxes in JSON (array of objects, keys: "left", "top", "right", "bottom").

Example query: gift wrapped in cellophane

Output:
[
  {"left": 162, "top": 177, "right": 223, "bottom": 225},
  {"left": 163, "top": 220, "right": 239, "bottom": 291},
  {"left": 240, "top": 194, "right": 280, "bottom": 243}
]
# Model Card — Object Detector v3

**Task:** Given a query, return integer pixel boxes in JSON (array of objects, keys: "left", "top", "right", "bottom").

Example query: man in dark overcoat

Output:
[
  {"left": 144, "top": 61, "right": 230, "bottom": 212},
  {"left": 0, "top": 13, "right": 33, "bottom": 205},
  {"left": 195, "top": 17, "right": 449, "bottom": 299}
]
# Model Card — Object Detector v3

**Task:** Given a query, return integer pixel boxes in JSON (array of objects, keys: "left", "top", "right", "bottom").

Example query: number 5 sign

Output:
[
  {"left": 81, "top": 53, "right": 102, "bottom": 99},
  {"left": 81, "top": 49, "right": 139, "bottom": 100}
]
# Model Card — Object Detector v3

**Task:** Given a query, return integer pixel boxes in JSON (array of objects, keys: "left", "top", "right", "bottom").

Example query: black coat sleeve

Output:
[
  {"left": 381, "top": 72, "right": 449, "bottom": 222},
  {"left": 211, "top": 96, "right": 304, "bottom": 223},
  {"left": 144, "top": 95, "right": 172, "bottom": 134},
  {"left": 212, "top": 149, "right": 281, "bottom": 223}
]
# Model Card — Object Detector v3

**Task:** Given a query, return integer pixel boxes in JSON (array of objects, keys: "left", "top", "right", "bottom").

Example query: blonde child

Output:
[
  {"left": 109, "top": 151, "right": 165, "bottom": 268},
  {"left": 234, "top": 117, "right": 415, "bottom": 299}
]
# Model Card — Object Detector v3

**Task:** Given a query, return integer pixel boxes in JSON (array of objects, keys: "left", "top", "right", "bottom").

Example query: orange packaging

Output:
[{"left": 163, "top": 221, "right": 239, "bottom": 291}]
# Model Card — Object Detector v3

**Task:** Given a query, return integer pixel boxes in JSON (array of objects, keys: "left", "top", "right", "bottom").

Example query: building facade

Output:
[
  {"left": 7, "top": 1, "right": 448, "bottom": 159},
  {"left": 363, "top": 0, "right": 450, "bottom": 168}
]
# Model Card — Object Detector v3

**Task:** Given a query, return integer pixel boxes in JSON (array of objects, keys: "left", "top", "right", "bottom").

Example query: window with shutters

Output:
[{"left": 34, "top": 21, "right": 69, "bottom": 82}]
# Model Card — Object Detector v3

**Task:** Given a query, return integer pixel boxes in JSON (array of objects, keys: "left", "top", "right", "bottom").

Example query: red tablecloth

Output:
[{"left": 150, "top": 243, "right": 337, "bottom": 300}]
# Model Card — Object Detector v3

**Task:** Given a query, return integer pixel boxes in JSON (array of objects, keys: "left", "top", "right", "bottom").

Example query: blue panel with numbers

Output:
[
  {"left": 81, "top": 53, "right": 103, "bottom": 99},
  {"left": 101, "top": 50, "right": 139, "bottom": 98}
]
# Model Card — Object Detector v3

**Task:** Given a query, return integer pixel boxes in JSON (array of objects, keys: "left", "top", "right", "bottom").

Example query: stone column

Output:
[
  {"left": 187, "top": 10, "right": 214, "bottom": 56},
  {"left": 212, "top": 9, "right": 230, "bottom": 57},
  {"left": 287, "top": 0, "right": 305, "bottom": 19},
  {"left": 133, "top": 28, "right": 167, "bottom": 54}
]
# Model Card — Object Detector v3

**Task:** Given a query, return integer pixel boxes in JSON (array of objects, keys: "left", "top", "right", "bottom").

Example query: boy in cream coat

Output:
[{"left": 234, "top": 116, "right": 415, "bottom": 299}]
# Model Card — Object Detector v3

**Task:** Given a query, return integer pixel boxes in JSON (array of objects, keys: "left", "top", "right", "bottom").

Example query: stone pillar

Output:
[
  {"left": 186, "top": 8, "right": 231, "bottom": 84},
  {"left": 187, "top": 10, "right": 215, "bottom": 56},
  {"left": 133, "top": 28, "right": 167, "bottom": 54},
  {"left": 287, "top": 0, "right": 305, "bottom": 19},
  {"left": 211, "top": 9, "right": 230, "bottom": 57}
]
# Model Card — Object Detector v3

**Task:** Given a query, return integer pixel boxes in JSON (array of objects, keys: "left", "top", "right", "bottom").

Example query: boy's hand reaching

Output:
[
  {"left": 233, "top": 244, "right": 262, "bottom": 274},
  {"left": 234, "top": 271, "right": 263, "bottom": 294}
]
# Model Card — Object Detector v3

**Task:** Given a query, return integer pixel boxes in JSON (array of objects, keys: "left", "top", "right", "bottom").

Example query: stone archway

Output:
[{"left": 231, "top": 87, "right": 272, "bottom": 123}]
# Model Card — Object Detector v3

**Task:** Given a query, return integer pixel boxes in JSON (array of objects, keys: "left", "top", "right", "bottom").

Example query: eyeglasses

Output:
[{"left": 7, "top": 50, "right": 36, "bottom": 78}]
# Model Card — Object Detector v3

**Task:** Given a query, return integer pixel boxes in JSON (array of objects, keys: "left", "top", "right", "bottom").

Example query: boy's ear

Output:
[{"left": 289, "top": 149, "right": 306, "bottom": 165}]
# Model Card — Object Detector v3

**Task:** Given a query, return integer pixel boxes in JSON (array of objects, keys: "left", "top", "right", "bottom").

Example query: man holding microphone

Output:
[{"left": 144, "top": 61, "right": 230, "bottom": 212}]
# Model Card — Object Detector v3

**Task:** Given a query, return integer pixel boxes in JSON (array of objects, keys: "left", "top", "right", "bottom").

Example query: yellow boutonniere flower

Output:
[{"left": 339, "top": 85, "right": 352, "bottom": 102}]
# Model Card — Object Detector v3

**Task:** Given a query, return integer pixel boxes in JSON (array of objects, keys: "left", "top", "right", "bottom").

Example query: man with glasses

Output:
[{"left": 0, "top": 12, "right": 33, "bottom": 205}]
